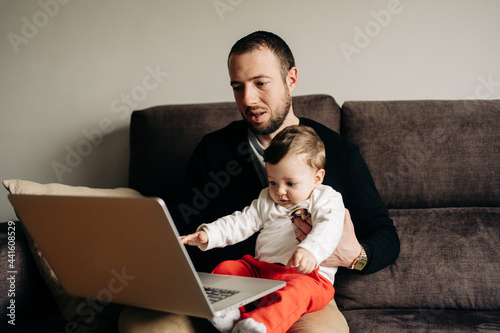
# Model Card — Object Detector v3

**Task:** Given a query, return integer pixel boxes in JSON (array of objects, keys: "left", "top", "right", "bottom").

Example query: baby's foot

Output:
[
  {"left": 210, "top": 308, "right": 240, "bottom": 333},
  {"left": 232, "top": 318, "right": 266, "bottom": 333}
]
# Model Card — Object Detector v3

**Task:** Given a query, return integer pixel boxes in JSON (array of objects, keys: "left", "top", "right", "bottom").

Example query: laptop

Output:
[{"left": 8, "top": 194, "right": 285, "bottom": 319}]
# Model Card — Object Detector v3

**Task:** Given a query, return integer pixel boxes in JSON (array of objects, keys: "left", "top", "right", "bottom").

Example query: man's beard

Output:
[{"left": 245, "top": 91, "right": 292, "bottom": 136}]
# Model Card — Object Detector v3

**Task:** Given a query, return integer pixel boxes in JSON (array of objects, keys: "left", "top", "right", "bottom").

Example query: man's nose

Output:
[{"left": 242, "top": 86, "right": 259, "bottom": 106}]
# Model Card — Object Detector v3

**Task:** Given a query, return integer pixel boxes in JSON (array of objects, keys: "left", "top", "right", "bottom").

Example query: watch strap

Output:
[{"left": 351, "top": 245, "right": 368, "bottom": 271}]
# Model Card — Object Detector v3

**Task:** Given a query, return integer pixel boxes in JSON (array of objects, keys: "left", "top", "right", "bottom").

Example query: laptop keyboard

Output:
[{"left": 204, "top": 287, "right": 240, "bottom": 304}]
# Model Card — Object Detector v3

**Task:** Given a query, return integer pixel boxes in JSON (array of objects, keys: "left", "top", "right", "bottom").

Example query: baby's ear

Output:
[{"left": 314, "top": 169, "right": 325, "bottom": 186}]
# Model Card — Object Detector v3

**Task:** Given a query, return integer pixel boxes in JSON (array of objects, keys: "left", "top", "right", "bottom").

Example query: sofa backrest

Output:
[
  {"left": 129, "top": 96, "right": 500, "bottom": 209},
  {"left": 128, "top": 94, "right": 341, "bottom": 204},
  {"left": 336, "top": 100, "right": 500, "bottom": 314},
  {"left": 341, "top": 100, "right": 500, "bottom": 209},
  {"left": 128, "top": 96, "right": 500, "bottom": 315}
]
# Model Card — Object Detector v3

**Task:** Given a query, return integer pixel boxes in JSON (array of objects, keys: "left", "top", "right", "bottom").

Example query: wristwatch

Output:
[{"left": 351, "top": 245, "right": 368, "bottom": 271}]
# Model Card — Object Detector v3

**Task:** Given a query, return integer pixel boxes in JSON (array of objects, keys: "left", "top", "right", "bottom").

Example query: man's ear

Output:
[
  {"left": 314, "top": 169, "right": 325, "bottom": 187},
  {"left": 286, "top": 67, "right": 298, "bottom": 93}
]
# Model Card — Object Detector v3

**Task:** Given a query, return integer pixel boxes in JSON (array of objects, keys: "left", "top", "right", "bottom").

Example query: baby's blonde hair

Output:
[{"left": 263, "top": 125, "right": 326, "bottom": 170}]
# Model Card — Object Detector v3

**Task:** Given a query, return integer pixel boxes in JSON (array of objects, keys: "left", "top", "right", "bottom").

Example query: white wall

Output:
[{"left": 1, "top": 0, "right": 499, "bottom": 221}]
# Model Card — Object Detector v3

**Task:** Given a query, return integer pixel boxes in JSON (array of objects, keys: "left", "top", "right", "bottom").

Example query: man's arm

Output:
[
  {"left": 169, "top": 123, "right": 264, "bottom": 272},
  {"left": 172, "top": 123, "right": 260, "bottom": 234},
  {"left": 293, "top": 209, "right": 361, "bottom": 268},
  {"left": 341, "top": 143, "right": 400, "bottom": 274},
  {"left": 297, "top": 118, "right": 400, "bottom": 274},
  {"left": 294, "top": 186, "right": 346, "bottom": 267}
]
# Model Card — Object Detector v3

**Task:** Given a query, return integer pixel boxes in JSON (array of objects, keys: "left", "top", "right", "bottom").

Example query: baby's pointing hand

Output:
[{"left": 180, "top": 231, "right": 208, "bottom": 246}]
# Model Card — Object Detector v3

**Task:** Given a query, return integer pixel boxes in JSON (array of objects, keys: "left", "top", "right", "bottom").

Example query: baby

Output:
[{"left": 182, "top": 125, "right": 344, "bottom": 333}]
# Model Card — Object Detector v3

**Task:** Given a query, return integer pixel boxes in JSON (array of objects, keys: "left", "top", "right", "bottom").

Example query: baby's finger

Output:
[
  {"left": 286, "top": 254, "right": 299, "bottom": 269},
  {"left": 180, "top": 234, "right": 196, "bottom": 245}
]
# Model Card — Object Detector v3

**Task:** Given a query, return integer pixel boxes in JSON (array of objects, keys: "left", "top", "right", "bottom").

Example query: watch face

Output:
[{"left": 354, "top": 259, "right": 367, "bottom": 270}]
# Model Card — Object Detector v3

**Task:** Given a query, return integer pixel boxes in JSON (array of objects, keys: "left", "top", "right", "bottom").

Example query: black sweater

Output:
[{"left": 174, "top": 118, "right": 400, "bottom": 275}]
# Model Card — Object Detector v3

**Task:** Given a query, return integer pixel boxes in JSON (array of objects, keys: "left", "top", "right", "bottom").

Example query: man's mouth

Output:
[
  {"left": 251, "top": 112, "right": 265, "bottom": 121},
  {"left": 246, "top": 107, "right": 268, "bottom": 123},
  {"left": 247, "top": 110, "right": 267, "bottom": 123}
]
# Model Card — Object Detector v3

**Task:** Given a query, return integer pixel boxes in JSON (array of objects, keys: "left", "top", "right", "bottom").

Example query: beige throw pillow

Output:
[{"left": 3, "top": 179, "right": 142, "bottom": 198}]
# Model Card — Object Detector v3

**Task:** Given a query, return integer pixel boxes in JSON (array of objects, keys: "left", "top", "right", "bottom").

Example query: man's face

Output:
[{"left": 228, "top": 48, "right": 294, "bottom": 136}]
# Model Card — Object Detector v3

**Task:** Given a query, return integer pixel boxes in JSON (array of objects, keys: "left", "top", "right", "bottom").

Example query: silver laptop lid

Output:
[{"left": 8, "top": 194, "right": 215, "bottom": 318}]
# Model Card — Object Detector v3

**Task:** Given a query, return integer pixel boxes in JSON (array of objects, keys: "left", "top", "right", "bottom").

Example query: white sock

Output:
[
  {"left": 232, "top": 318, "right": 267, "bottom": 333},
  {"left": 210, "top": 308, "right": 241, "bottom": 333}
]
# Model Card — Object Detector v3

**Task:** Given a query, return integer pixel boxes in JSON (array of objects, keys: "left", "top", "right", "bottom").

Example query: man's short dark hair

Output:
[{"left": 228, "top": 31, "right": 295, "bottom": 82}]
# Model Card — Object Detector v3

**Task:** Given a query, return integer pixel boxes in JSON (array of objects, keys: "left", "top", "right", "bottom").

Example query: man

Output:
[
  {"left": 120, "top": 31, "right": 399, "bottom": 333},
  {"left": 178, "top": 31, "right": 399, "bottom": 275}
]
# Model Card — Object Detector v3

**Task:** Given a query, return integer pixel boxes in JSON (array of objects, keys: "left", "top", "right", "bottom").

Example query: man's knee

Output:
[
  {"left": 118, "top": 306, "right": 196, "bottom": 333},
  {"left": 288, "top": 299, "right": 349, "bottom": 333}
]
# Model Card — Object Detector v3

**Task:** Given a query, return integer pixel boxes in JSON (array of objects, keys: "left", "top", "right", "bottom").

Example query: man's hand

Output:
[
  {"left": 292, "top": 209, "right": 362, "bottom": 268},
  {"left": 286, "top": 248, "right": 317, "bottom": 274},
  {"left": 180, "top": 231, "right": 208, "bottom": 247}
]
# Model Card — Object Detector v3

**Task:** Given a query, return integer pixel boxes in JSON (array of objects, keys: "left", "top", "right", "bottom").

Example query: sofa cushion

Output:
[
  {"left": 341, "top": 308, "right": 500, "bottom": 333},
  {"left": 341, "top": 100, "right": 500, "bottom": 209},
  {"left": 3, "top": 179, "right": 143, "bottom": 332},
  {"left": 128, "top": 94, "right": 341, "bottom": 204},
  {"left": 334, "top": 207, "right": 500, "bottom": 312}
]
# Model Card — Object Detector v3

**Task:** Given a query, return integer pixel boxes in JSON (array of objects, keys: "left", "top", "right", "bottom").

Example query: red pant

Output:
[{"left": 212, "top": 255, "right": 335, "bottom": 333}]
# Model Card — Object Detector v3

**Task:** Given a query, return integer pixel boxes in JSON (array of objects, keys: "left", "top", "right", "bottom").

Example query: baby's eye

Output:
[
  {"left": 287, "top": 182, "right": 295, "bottom": 187},
  {"left": 269, "top": 181, "right": 277, "bottom": 186}
]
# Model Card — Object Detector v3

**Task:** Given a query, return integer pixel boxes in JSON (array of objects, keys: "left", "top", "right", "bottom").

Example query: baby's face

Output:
[{"left": 266, "top": 153, "right": 324, "bottom": 209}]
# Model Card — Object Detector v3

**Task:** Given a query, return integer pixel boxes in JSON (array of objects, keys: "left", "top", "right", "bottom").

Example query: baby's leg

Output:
[
  {"left": 212, "top": 258, "right": 256, "bottom": 277},
  {"left": 210, "top": 258, "right": 257, "bottom": 332},
  {"left": 241, "top": 271, "right": 334, "bottom": 333}
]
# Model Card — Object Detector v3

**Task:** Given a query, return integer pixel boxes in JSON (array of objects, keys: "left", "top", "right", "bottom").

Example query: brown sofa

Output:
[
  {"left": 128, "top": 95, "right": 500, "bottom": 332},
  {"left": 2, "top": 94, "right": 499, "bottom": 332}
]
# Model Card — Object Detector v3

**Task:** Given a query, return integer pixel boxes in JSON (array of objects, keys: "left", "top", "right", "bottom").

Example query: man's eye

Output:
[
  {"left": 232, "top": 86, "right": 243, "bottom": 92},
  {"left": 256, "top": 81, "right": 268, "bottom": 87}
]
